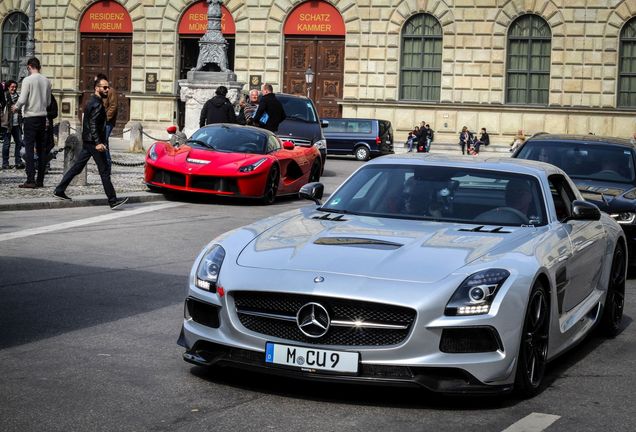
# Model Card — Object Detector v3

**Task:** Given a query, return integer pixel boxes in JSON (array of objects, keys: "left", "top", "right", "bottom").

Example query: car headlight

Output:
[
  {"left": 239, "top": 158, "right": 267, "bottom": 173},
  {"left": 148, "top": 143, "right": 158, "bottom": 161},
  {"left": 194, "top": 244, "right": 226, "bottom": 293},
  {"left": 610, "top": 212, "right": 636, "bottom": 224},
  {"left": 314, "top": 139, "right": 327, "bottom": 150},
  {"left": 445, "top": 269, "right": 510, "bottom": 316}
]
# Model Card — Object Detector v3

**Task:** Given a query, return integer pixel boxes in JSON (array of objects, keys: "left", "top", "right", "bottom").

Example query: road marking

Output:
[
  {"left": 501, "top": 413, "right": 561, "bottom": 432},
  {"left": 0, "top": 202, "right": 183, "bottom": 243}
]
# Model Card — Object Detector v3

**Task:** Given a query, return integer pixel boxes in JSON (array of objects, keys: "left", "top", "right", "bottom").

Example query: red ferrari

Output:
[{"left": 144, "top": 124, "right": 322, "bottom": 204}]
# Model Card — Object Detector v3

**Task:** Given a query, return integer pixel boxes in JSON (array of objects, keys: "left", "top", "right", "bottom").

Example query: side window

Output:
[
  {"left": 329, "top": 119, "right": 345, "bottom": 133},
  {"left": 267, "top": 136, "right": 280, "bottom": 153},
  {"left": 548, "top": 174, "right": 574, "bottom": 222}
]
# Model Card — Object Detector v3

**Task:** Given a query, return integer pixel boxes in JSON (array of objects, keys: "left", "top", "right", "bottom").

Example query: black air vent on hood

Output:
[
  {"left": 457, "top": 226, "right": 512, "bottom": 234},
  {"left": 312, "top": 213, "right": 348, "bottom": 222},
  {"left": 314, "top": 237, "right": 403, "bottom": 250}
]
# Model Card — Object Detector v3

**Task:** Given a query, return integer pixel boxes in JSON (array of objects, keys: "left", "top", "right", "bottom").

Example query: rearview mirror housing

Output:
[
  {"left": 570, "top": 200, "right": 601, "bottom": 221},
  {"left": 299, "top": 182, "right": 324, "bottom": 205}
]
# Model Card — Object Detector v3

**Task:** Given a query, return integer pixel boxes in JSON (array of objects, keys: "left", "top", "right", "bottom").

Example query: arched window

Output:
[
  {"left": 506, "top": 15, "right": 551, "bottom": 105},
  {"left": 1, "top": 12, "right": 29, "bottom": 82},
  {"left": 619, "top": 18, "right": 636, "bottom": 108},
  {"left": 400, "top": 14, "right": 442, "bottom": 102}
]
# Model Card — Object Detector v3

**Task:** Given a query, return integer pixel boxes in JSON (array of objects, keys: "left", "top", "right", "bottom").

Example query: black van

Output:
[
  {"left": 322, "top": 118, "right": 394, "bottom": 161},
  {"left": 275, "top": 93, "right": 328, "bottom": 173}
]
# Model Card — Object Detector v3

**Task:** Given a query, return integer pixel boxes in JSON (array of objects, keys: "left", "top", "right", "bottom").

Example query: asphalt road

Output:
[{"left": 1, "top": 157, "right": 635, "bottom": 432}]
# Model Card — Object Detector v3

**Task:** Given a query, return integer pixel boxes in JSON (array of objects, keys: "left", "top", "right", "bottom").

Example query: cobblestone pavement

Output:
[{"left": 0, "top": 151, "right": 147, "bottom": 200}]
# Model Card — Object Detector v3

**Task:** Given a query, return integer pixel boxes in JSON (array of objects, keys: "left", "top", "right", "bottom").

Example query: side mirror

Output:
[
  {"left": 282, "top": 141, "right": 295, "bottom": 150},
  {"left": 570, "top": 200, "right": 601, "bottom": 221},
  {"left": 166, "top": 125, "right": 178, "bottom": 134},
  {"left": 299, "top": 182, "right": 324, "bottom": 205},
  {"left": 321, "top": 120, "right": 329, "bottom": 128}
]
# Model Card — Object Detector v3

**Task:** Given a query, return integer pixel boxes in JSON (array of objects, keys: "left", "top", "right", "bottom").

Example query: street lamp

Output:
[
  {"left": 1, "top": 59, "right": 9, "bottom": 82},
  {"left": 305, "top": 66, "right": 314, "bottom": 99}
]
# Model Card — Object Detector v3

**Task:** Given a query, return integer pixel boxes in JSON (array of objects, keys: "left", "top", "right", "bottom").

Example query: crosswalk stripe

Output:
[
  {"left": 0, "top": 202, "right": 183, "bottom": 243},
  {"left": 501, "top": 413, "right": 561, "bottom": 432}
]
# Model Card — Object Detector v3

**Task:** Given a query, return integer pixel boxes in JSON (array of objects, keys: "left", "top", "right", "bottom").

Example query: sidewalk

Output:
[{"left": 0, "top": 143, "right": 162, "bottom": 211}]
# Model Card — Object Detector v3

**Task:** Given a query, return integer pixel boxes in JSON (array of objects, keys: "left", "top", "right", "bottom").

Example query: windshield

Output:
[
  {"left": 189, "top": 126, "right": 268, "bottom": 154},
  {"left": 321, "top": 165, "right": 547, "bottom": 226},
  {"left": 279, "top": 97, "right": 317, "bottom": 122},
  {"left": 517, "top": 142, "right": 636, "bottom": 184}
]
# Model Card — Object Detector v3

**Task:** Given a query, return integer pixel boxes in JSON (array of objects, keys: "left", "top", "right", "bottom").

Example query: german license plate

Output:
[{"left": 265, "top": 342, "right": 358, "bottom": 373}]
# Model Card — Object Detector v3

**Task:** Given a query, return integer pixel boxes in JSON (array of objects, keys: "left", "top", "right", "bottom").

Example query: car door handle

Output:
[
  {"left": 573, "top": 240, "right": 594, "bottom": 252},
  {"left": 557, "top": 254, "right": 570, "bottom": 263}
]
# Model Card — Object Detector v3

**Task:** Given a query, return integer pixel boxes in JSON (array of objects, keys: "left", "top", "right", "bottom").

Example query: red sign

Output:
[
  {"left": 178, "top": 1, "right": 236, "bottom": 35},
  {"left": 284, "top": 0, "right": 346, "bottom": 36},
  {"left": 79, "top": 1, "right": 133, "bottom": 33}
]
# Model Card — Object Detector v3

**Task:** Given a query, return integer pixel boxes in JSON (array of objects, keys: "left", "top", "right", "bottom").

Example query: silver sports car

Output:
[{"left": 178, "top": 155, "right": 626, "bottom": 397}]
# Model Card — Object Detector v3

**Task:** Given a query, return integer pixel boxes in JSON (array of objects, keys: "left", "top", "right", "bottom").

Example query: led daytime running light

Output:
[{"left": 239, "top": 158, "right": 267, "bottom": 173}]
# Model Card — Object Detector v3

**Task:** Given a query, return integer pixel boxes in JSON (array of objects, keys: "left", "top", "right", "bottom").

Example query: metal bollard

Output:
[
  {"left": 64, "top": 133, "right": 87, "bottom": 186},
  {"left": 58, "top": 121, "right": 70, "bottom": 150},
  {"left": 129, "top": 122, "right": 144, "bottom": 153}
]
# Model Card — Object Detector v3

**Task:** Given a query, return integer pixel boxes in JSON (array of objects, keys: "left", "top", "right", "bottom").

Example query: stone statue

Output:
[{"left": 193, "top": 0, "right": 229, "bottom": 72}]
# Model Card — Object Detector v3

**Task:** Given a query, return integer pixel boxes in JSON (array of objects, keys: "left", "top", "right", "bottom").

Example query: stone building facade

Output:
[{"left": 0, "top": 0, "right": 635, "bottom": 144}]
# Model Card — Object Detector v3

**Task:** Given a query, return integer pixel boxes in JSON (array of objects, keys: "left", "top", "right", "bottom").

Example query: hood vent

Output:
[
  {"left": 458, "top": 225, "right": 512, "bottom": 234},
  {"left": 314, "top": 237, "right": 403, "bottom": 250},
  {"left": 312, "top": 213, "right": 348, "bottom": 222}
]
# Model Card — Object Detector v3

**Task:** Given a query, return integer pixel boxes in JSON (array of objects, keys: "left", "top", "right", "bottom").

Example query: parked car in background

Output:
[
  {"left": 323, "top": 118, "right": 393, "bottom": 161},
  {"left": 513, "top": 134, "right": 636, "bottom": 266},
  {"left": 275, "top": 93, "right": 328, "bottom": 173},
  {"left": 178, "top": 154, "right": 626, "bottom": 397}
]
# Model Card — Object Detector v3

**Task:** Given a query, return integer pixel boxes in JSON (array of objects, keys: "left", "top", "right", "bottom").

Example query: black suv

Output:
[
  {"left": 322, "top": 118, "right": 394, "bottom": 161},
  {"left": 275, "top": 93, "right": 328, "bottom": 173},
  {"left": 513, "top": 133, "right": 636, "bottom": 263}
]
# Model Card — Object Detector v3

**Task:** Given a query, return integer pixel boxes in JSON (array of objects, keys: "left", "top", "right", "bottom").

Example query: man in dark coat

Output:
[
  {"left": 199, "top": 85, "right": 237, "bottom": 127},
  {"left": 252, "top": 83, "right": 286, "bottom": 133}
]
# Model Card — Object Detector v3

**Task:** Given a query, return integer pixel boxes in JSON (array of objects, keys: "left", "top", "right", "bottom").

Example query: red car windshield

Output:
[{"left": 190, "top": 126, "right": 268, "bottom": 154}]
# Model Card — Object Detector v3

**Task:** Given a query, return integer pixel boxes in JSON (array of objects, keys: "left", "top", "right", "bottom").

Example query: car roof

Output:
[
  {"left": 277, "top": 93, "right": 310, "bottom": 101},
  {"left": 527, "top": 133, "right": 635, "bottom": 148},
  {"left": 199, "top": 123, "right": 274, "bottom": 136},
  {"left": 322, "top": 118, "right": 389, "bottom": 123},
  {"left": 367, "top": 153, "right": 564, "bottom": 178}
]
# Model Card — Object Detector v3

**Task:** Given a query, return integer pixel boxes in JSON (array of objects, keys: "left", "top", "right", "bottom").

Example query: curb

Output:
[{"left": 0, "top": 191, "right": 166, "bottom": 212}]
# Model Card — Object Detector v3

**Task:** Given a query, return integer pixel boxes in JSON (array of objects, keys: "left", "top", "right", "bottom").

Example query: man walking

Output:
[
  {"left": 2, "top": 81, "right": 25, "bottom": 169},
  {"left": 253, "top": 83, "right": 286, "bottom": 133},
  {"left": 12, "top": 57, "right": 51, "bottom": 188},
  {"left": 53, "top": 76, "right": 128, "bottom": 210},
  {"left": 199, "top": 85, "right": 236, "bottom": 127},
  {"left": 96, "top": 73, "right": 118, "bottom": 165}
]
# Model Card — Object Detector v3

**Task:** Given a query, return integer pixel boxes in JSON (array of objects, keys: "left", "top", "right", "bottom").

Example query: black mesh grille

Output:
[
  {"left": 152, "top": 169, "right": 186, "bottom": 186},
  {"left": 186, "top": 298, "right": 220, "bottom": 328},
  {"left": 191, "top": 176, "right": 239, "bottom": 193},
  {"left": 439, "top": 327, "right": 502, "bottom": 353},
  {"left": 233, "top": 291, "right": 416, "bottom": 347}
]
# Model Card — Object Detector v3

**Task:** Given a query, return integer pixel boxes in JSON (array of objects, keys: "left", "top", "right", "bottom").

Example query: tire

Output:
[
  {"left": 514, "top": 280, "right": 550, "bottom": 398},
  {"left": 261, "top": 165, "right": 279, "bottom": 205},
  {"left": 599, "top": 243, "right": 626, "bottom": 337},
  {"left": 309, "top": 160, "right": 321, "bottom": 183},
  {"left": 354, "top": 145, "right": 370, "bottom": 161}
]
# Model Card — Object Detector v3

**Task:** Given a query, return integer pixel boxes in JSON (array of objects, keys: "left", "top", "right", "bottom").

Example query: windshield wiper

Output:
[{"left": 187, "top": 139, "right": 216, "bottom": 150}]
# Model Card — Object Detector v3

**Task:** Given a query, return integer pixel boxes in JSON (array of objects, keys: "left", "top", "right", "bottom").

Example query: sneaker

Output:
[
  {"left": 18, "top": 182, "right": 37, "bottom": 189},
  {"left": 53, "top": 190, "right": 72, "bottom": 201},
  {"left": 109, "top": 197, "right": 129, "bottom": 210}
]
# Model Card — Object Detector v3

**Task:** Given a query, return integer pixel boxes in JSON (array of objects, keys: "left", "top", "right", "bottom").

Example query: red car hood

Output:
[{"left": 155, "top": 144, "right": 268, "bottom": 173}]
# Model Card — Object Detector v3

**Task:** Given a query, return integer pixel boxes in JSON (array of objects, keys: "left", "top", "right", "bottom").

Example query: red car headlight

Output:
[{"left": 239, "top": 158, "right": 267, "bottom": 173}]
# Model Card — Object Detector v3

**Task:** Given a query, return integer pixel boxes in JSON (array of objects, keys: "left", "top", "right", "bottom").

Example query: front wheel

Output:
[
  {"left": 514, "top": 281, "right": 549, "bottom": 398},
  {"left": 261, "top": 165, "right": 279, "bottom": 205},
  {"left": 354, "top": 145, "right": 370, "bottom": 161},
  {"left": 599, "top": 243, "right": 626, "bottom": 337}
]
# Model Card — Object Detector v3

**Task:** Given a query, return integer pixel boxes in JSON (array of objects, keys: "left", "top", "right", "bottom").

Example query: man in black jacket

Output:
[
  {"left": 53, "top": 77, "right": 127, "bottom": 209},
  {"left": 199, "top": 86, "right": 236, "bottom": 127},
  {"left": 253, "top": 83, "right": 286, "bottom": 133}
]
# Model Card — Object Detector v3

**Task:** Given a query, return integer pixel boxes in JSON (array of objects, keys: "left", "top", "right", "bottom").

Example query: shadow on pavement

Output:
[{"left": 0, "top": 257, "right": 184, "bottom": 349}]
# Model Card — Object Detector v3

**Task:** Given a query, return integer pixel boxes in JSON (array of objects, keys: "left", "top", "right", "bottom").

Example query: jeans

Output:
[
  {"left": 2, "top": 125, "right": 23, "bottom": 167},
  {"left": 23, "top": 116, "right": 47, "bottom": 184},
  {"left": 55, "top": 141, "right": 117, "bottom": 204},
  {"left": 104, "top": 123, "right": 114, "bottom": 165}
]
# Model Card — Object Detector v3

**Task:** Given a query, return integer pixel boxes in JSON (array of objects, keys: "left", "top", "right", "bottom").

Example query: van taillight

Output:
[{"left": 376, "top": 136, "right": 381, "bottom": 144}]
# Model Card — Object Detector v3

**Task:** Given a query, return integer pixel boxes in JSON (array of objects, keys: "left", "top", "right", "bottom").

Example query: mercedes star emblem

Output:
[{"left": 296, "top": 302, "right": 330, "bottom": 338}]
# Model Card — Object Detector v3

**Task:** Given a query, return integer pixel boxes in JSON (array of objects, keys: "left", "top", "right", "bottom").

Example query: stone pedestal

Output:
[{"left": 179, "top": 71, "right": 244, "bottom": 137}]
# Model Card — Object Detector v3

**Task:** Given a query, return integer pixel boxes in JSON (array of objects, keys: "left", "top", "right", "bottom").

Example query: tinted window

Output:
[
  {"left": 189, "top": 126, "right": 268, "bottom": 154},
  {"left": 518, "top": 141, "right": 636, "bottom": 183},
  {"left": 278, "top": 97, "right": 317, "bottom": 123},
  {"left": 379, "top": 121, "right": 391, "bottom": 137},
  {"left": 347, "top": 120, "right": 372, "bottom": 134},
  {"left": 327, "top": 119, "right": 346, "bottom": 133},
  {"left": 321, "top": 165, "right": 546, "bottom": 226}
]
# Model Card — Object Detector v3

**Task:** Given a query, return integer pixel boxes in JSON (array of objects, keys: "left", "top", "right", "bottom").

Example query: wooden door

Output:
[
  {"left": 80, "top": 35, "right": 132, "bottom": 135},
  {"left": 283, "top": 38, "right": 344, "bottom": 118}
]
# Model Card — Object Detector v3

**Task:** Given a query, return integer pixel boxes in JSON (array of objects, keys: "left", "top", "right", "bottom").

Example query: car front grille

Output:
[
  {"left": 152, "top": 169, "right": 186, "bottom": 186},
  {"left": 278, "top": 136, "right": 312, "bottom": 147},
  {"left": 190, "top": 176, "right": 239, "bottom": 193},
  {"left": 232, "top": 291, "right": 416, "bottom": 347}
]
